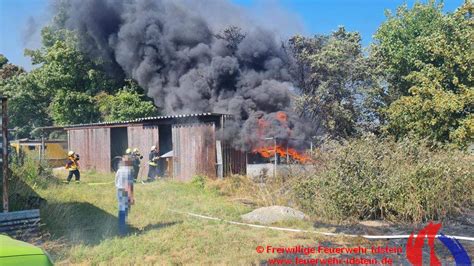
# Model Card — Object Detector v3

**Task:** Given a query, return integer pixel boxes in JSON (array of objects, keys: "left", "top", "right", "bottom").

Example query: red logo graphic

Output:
[
  {"left": 406, "top": 222, "right": 471, "bottom": 265},
  {"left": 406, "top": 222, "right": 442, "bottom": 265}
]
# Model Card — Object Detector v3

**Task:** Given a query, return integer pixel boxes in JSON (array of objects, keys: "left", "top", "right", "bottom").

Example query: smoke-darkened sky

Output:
[{"left": 0, "top": 0, "right": 464, "bottom": 70}]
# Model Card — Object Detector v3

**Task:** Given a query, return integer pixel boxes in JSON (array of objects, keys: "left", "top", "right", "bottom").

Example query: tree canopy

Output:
[
  {"left": 371, "top": 1, "right": 473, "bottom": 147},
  {"left": 288, "top": 27, "right": 372, "bottom": 140},
  {"left": 96, "top": 81, "right": 157, "bottom": 122},
  {"left": 0, "top": 27, "right": 157, "bottom": 137}
]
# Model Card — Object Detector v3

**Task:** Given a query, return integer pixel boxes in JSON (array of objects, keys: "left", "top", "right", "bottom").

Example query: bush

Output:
[
  {"left": 295, "top": 135, "right": 473, "bottom": 223},
  {"left": 191, "top": 175, "right": 207, "bottom": 189},
  {"left": 10, "top": 153, "right": 56, "bottom": 188},
  {"left": 2, "top": 154, "right": 57, "bottom": 211}
]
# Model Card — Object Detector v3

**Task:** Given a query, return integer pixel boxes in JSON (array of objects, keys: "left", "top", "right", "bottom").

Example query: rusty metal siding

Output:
[
  {"left": 220, "top": 116, "right": 247, "bottom": 176},
  {"left": 127, "top": 125, "right": 159, "bottom": 179},
  {"left": 68, "top": 127, "right": 111, "bottom": 172},
  {"left": 172, "top": 123, "right": 216, "bottom": 181},
  {"left": 222, "top": 142, "right": 247, "bottom": 176}
]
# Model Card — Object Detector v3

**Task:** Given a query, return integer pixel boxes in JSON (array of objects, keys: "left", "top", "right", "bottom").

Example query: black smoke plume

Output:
[{"left": 59, "top": 0, "right": 310, "bottom": 150}]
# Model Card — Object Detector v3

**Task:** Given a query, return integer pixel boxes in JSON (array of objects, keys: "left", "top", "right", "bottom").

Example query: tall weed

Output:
[
  {"left": 4, "top": 153, "right": 57, "bottom": 211},
  {"left": 294, "top": 136, "right": 473, "bottom": 223}
]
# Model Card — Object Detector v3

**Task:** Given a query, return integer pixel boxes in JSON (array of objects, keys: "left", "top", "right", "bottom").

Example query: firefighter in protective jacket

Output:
[
  {"left": 65, "top": 151, "right": 80, "bottom": 184},
  {"left": 147, "top": 146, "right": 160, "bottom": 182},
  {"left": 131, "top": 148, "right": 143, "bottom": 182}
]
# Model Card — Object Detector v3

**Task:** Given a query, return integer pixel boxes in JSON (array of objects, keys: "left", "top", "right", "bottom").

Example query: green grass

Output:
[{"left": 36, "top": 171, "right": 338, "bottom": 265}]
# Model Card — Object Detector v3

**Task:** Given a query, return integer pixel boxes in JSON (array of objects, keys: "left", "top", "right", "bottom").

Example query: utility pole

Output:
[
  {"left": 263, "top": 137, "right": 277, "bottom": 179},
  {"left": 274, "top": 138, "right": 277, "bottom": 178},
  {"left": 40, "top": 135, "right": 45, "bottom": 163},
  {"left": 1, "top": 97, "right": 8, "bottom": 212}
]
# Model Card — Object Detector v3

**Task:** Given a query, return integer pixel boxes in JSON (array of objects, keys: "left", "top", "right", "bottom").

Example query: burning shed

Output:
[{"left": 64, "top": 113, "right": 246, "bottom": 181}]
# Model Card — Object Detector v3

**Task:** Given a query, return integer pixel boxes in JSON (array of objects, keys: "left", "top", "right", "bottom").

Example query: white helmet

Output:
[
  {"left": 151, "top": 146, "right": 156, "bottom": 151},
  {"left": 68, "top": 151, "right": 75, "bottom": 156},
  {"left": 125, "top": 148, "right": 132, "bottom": 154}
]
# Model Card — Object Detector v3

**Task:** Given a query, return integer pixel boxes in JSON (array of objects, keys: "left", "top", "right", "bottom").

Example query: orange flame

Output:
[
  {"left": 253, "top": 145, "right": 311, "bottom": 163},
  {"left": 252, "top": 111, "right": 310, "bottom": 163}
]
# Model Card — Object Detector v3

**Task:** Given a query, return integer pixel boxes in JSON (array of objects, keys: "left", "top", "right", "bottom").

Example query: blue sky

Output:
[{"left": 0, "top": 0, "right": 464, "bottom": 70}]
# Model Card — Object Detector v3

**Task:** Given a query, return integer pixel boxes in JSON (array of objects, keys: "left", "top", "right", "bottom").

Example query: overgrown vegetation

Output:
[
  {"left": 2, "top": 153, "right": 57, "bottom": 211},
  {"left": 294, "top": 136, "right": 473, "bottom": 223},
  {"left": 33, "top": 171, "right": 331, "bottom": 264}
]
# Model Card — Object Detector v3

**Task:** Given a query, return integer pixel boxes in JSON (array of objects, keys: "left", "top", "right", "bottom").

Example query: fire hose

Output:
[{"left": 168, "top": 209, "right": 474, "bottom": 241}]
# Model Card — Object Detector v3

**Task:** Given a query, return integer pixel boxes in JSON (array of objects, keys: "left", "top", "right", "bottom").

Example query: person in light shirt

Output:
[{"left": 115, "top": 155, "right": 135, "bottom": 236}]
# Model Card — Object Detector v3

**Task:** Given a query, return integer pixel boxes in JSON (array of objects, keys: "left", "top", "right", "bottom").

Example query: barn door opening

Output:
[
  {"left": 110, "top": 127, "right": 128, "bottom": 171},
  {"left": 158, "top": 124, "right": 172, "bottom": 177},
  {"left": 158, "top": 125, "right": 172, "bottom": 155}
]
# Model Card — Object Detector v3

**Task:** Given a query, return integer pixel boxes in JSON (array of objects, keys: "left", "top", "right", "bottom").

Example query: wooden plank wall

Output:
[
  {"left": 172, "top": 123, "right": 216, "bottom": 181},
  {"left": 127, "top": 125, "right": 159, "bottom": 179},
  {"left": 68, "top": 128, "right": 111, "bottom": 172}
]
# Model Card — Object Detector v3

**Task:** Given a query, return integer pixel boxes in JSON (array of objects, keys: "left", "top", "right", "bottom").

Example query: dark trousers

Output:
[
  {"left": 67, "top": 170, "right": 80, "bottom": 181},
  {"left": 118, "top": 210, "right": 127, "bottom": 236},
  {"left": 133, "top": 166, "right": 139, "bottom": 180},
  {"left": 147, "top": 166, "right": 157, "bottom": 181}
]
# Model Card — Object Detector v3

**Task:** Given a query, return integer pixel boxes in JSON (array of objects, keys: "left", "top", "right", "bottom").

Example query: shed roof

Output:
[{"left": 63, "top": 112, "right": 231, "bottom": 129}]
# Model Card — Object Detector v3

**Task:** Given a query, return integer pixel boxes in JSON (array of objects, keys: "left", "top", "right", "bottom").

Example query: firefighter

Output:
[
  {"left": 131, "top": 148, "right": 143, "bottom": 182},
  {"left": 64, "top": 151, "right": 80, "bottom": 184},
  {"left": 147, "top": 146, "right": 160, "bottom": 182}
]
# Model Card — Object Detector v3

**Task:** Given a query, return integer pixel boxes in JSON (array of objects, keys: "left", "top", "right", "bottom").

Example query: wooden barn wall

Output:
[
  {"left": 68, "top": 128, "right": 111, "bottom": 173},
  {"left": 222, "top": 142, "right": 247, "bottom": 176},
  {"left": 221, "top": 116, "right": 246, "bottom": 176},
  {"left": 127, "top": 125, "right": 159, "bottom": 179},
  {"left": 172, "top": 123, "right": 216, "bottom": 181}
]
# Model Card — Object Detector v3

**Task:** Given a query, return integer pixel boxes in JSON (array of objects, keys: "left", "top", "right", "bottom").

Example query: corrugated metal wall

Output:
[
  {"left": 127, "top": 125, "right": 159, "bottom": 179},
  {"left": 172, "top": 123, "right": 216, "bottom": 180},
  {"left": 222, "top": 142, "right": 247, "bottom": 176},
  {"left": 68, "top": 128, "right": 111, "bottom": 172},
  {"left": 221, "top": 116, "right": 247, "bottom": 176},
  {"left": 65, "top": 114, "right": 248, "bottom": 178}
]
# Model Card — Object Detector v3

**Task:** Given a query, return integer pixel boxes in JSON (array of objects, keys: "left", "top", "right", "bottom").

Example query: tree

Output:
[
  {"left": 0, "top": 73, "right": 52, "bottom": 137},
  {"left": 0, "top": 54, "right": 24, "bottom": 80},
  {"left": 288, "top": 27, "right": 371, "bottom": 140},
  {"left": 371, "top": 1, "right": 473, "bottom": 147},
  {"left": 215, "top": 26, "right": 246, "bottom": 55},
  {"left": 0, "top": 54, "right": 8, "bottom": 68},
  {"left": 96, "top": 82, "right": 157, "bottom": 122},
  {"left": 0, "top": 6, "right": 160, "bottom": 137},
  {"left": 0, "top": 27, "right": 126, "bottom": 135},
  {"left": 50, "top": 90, "right": 100, "bottom": 125},
  {"left": 25, "top": 27, "right": 122, "bottom": 95}
]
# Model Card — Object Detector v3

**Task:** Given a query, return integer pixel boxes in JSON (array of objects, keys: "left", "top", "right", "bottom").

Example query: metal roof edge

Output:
[{"left": 62, "top": 112, "right": 232, "bottom": 129}]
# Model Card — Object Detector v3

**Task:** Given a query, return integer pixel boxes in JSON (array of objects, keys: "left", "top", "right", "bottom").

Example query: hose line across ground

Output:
[{"left": 168, "top": 209, "right": 474, "bottom": 242}]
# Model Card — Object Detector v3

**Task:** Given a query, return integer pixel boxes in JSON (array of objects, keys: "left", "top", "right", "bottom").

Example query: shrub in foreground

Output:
[
  {"left": 295, "top": 136, "right": 473, "bottom": 223},
  {"left": 2, "top": 153, "right": 56, "bottom": 211}
]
